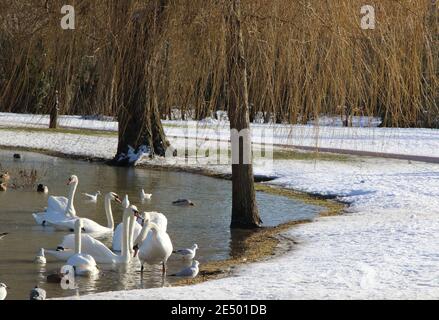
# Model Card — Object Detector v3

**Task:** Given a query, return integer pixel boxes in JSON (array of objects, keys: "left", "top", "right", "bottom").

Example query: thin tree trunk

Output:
[
  {"left": 49, "top": 90, "right": 59, "bottom": 129},
  {"left": 227, "top": 0, "right": 262, "bottom": 229}
]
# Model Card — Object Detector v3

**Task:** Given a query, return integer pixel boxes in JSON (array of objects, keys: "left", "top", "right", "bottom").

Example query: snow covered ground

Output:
[
  {"left": 2, "top": 112, "right": 439, "bottom": 158},
  {"left": 1, "top": 113, "right": 439, "bottom": 299}
]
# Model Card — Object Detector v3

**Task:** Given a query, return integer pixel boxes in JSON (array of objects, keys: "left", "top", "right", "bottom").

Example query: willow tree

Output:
[
  {"left": 111, "top": 0, "right": 170, "bottom": 165},
  {"left": 226, "top": 0, "right": 262, "bottom": 229}
]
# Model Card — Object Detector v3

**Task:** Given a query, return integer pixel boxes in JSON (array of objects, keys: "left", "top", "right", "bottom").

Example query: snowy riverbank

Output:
[{"left": 1, "top": 114, "right": 439, "bottom": 299}]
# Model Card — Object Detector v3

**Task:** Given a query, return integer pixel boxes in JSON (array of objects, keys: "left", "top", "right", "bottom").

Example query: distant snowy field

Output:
[
  {"left": 1, "top": 112, "right": 439, "bottom": 299},
  {"left": 2, "top": 112, "right": 439, "bottom": 157}
]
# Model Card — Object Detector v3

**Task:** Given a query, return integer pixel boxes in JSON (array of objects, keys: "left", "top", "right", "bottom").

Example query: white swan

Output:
[
  {"left": 83, "top": 191, "right": 101, "bottom": 202},
  {"left": 46, "top": 206, "right": 138, "bottom": 264},
  {"left": 173, "top": 244, "right": 198, "bottom": 260},
  {"left": 67, "top": 219, "right": 99, "bottom": 276},
  {"left": 32, "top": 175, "right": 79, "bottom": 225},
  {"left": 112, "top": 211, "right": 167, "bottom": 252},
  {"left": 134, "top": 220, "right": 173, "bottom": 276},
  {"left": 35, "top": 248, "right": 46, "bottom": 264},
  {"left": 140, "top": 189, "right": 152, "bottom": 201},
  {"left": 46, "top": 192, "right": 121, "bottom": 235}
]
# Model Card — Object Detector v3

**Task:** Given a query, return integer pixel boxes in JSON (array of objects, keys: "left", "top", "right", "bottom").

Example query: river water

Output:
[{"left": 0, "top": 149, "right": 323, "bottom": 300}]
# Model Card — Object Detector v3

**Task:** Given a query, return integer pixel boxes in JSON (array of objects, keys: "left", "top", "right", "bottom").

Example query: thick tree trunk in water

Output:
[
  {"left": 227, "top": 0, "right": 262, "bottom": 229},
  {"left": 49, "top": 90, "right": 59, "bottom": 129},
  {"left": 111, "top": 1, "right": 169, "bottom": 166}
]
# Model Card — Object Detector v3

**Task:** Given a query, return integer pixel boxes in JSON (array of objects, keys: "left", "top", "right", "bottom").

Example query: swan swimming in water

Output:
[
  {"left": 134, "top": 219, "right": 173, "bottom": 276},
  {"left": 32, "top": 175, "right": 79, "bottom": 226},
  {"left": 67, "top": 219, "right": 99, "bottom": 276},
  {"left": 46, "top": 192, "right": 122, "bottom": 235},
  {"left": 46, "top": 205, "right": 138, "bottom": 264}
]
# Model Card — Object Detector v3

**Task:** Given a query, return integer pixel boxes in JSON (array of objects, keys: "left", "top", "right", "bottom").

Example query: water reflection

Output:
[{"left": 0, "top": 149, "right": 323, "bottom": 299}]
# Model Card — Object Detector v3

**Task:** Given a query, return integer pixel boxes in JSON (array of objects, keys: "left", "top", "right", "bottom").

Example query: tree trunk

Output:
[
  {"left": 49, "top": 90, "right": 59, "bottom": 129},
  {"left": 111, "top": 1, "right": 170, "bottom": 166},
  {"left": 227, "top": 0, "right": 262, "bottom": 229}
]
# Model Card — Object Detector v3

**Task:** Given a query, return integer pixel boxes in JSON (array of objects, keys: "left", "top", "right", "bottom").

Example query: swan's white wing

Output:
[
  {"left": 47, "top": 196, "right": 68, "bottom": 214},
  {"left": 61, "top": 234, "right": 117, "bottom": 264},
  {"left": 112, "top": 222, "right": 142, "bottom": 251},
  {"left": 148, "top": 212, "right": 168, "bottom": 232}
]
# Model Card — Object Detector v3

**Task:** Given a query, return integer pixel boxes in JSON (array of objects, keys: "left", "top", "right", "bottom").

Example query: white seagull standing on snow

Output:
[
  {"left": 170, "top": 260, "right": 200, "bottom": 278},
  {"left": 82, "top": 191, "right": 101, "bottom": 202},
  {"left": 173, "top": 244, "right": 198, "bottom": 260}
]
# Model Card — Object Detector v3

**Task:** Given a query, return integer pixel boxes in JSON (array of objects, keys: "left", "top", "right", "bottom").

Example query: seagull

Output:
[
  {"left": 170, "top": 260, "right": 200, "bottom": 278},
  {"left": 172, "top": 199, "right": 195, "bottom": 207},
  {"left": 29, "top": 286, "right": 46, "bottom": 300},
  {"left": 82, "top": 191, "right": 101, "bottom": 202},
  {"left": 0, "top": 233, "right": 8, "bottom": 240},
  {"left": 35, "top": 248, "right": 46, "bottom": 264},
  {"left": 173, "top": 244, "right": 198, "bottom": 260},
  {"left": 140, "top": 189, "right": 152, "bottom": 201},
  {"left": 0, "top": 283, "right": 8, "bottom": 300}
]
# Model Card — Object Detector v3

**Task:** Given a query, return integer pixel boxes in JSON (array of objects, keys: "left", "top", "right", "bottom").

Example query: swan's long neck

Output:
[
  {"left": 75, "top": 223, "right": 81, "bottom": 255},
  {"left": 121, "top": 210, "right": 131, "bottom": 263},
  {"left": 104, "top": 195, "right": 115, "bottom": 229},
  {"left": 66, "top": 181, "right": 78, "bottom": 217},
  {"left": 128, "top": 212, "right": 136, "bottom": 254}
]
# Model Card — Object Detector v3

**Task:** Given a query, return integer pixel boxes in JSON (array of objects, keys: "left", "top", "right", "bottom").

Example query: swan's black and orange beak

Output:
[
  {"left": 67, "top": 177, "right": 72, "bottom": 185},
  {"left": 114, "top": 195, "right": 122, "bottom": 204}
]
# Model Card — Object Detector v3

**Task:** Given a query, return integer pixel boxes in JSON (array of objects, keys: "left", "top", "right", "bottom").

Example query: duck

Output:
[
  {"left": 170, "top": 260, "right": 200, "bottom": 278},
  {"left": 37, "top": 184, "right": 49, "bottom": 193},
  {"left": 140, "top": 189, "right": 152, "bottom": 201},
  {"left": 172, "top": 199, "right": 195, "bottom": 207},
  {"left": 32, "top": 175, "right": 79, "bottom": 226},
  {"left": 82, "top": 191, "right": 101, "bottom": 202},
  {"left": 66, "top": 219, "right": 99, "bottom": 276},
  {"left": 0, "top": 283, "right": 8, "bottom": 300},
  {"left": 134, "top": 219, "right": 173, "bottom": 277},
  {"left": 173, "top": 244, "right": 198, "bottom": 260},
  {"left": 29, "top": 286, "right": 46, "bottom": 300},
  {"left": 35, "top": 248, "right": 46, "bottom": 264}
]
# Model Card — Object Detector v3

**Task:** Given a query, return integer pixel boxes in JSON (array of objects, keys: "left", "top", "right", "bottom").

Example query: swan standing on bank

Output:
[
  {"left": 46, "top": 192, "right": 122, "bottom": 235},
  {"left": 67, "top": 219, "right": 99, "bottom": 276},
  {"left": 46, "top": 206, "right": 138, "bottom": 264},
  {"left": 33, "top": 175, "right": 79, "bottom": 225},
  {"left": 134, "top": 220, "right": 173, "bottom": 276},
  {"left": 83, "top": 191, "right": 101, "bottom": 202}
]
